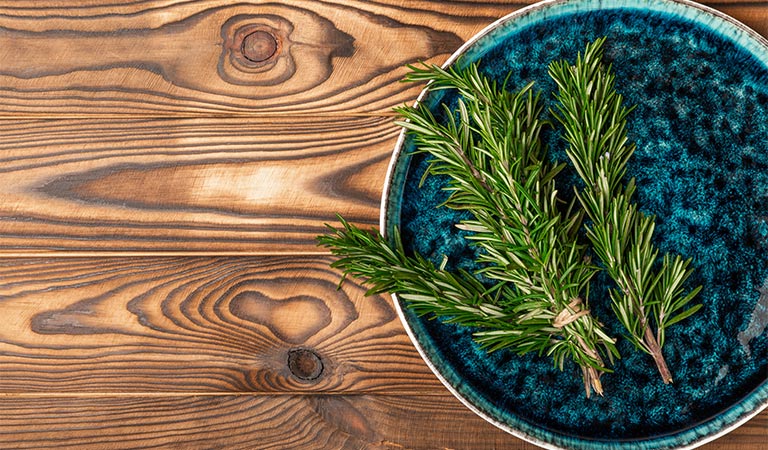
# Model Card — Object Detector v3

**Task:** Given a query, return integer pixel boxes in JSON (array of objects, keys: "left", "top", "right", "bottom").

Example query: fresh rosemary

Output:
[
  {"left": 393, "top": 63, "right": 618, "bottom": 395},
  {"left": 318, "top": 38, "right": 701, "bottom": 396},
  {"left": 549, "top": 37, "right": 702, "bottom": 383}
]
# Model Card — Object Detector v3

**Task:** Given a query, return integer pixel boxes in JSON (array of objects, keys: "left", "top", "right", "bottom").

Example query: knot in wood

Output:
[
  {"left": 242, "top": 30, "right": 278, "bottom": 63},
  {"left": 228, "top": 24, "right": 281, "bottom": 68},
  {"left": 287, "top": 348, "right": 324, "bottom": 381}
]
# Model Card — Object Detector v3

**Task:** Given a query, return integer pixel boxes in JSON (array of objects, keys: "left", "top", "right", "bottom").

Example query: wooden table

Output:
[{"left": 0, "top": 1, "right": 765, "bottom": 448}]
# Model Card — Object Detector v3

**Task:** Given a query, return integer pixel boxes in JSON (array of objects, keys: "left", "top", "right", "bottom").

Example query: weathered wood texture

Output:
[
  {"left": 0, "top": 0, "right": 515, "bottom": 117},
  {"left": 0, "top": 118, "right": 392, "bottom": 253},
  {"left": 0, "top": 256, "right": 440, "bottom": 394},
  {"left": 0, "top": 395, "right": 536, "bottom": 450},
  {"left": 0, "top": 1, "right": 763, "bottom": 117},
  {"left": 0, "top": 395, "right": 761, "bottom": 450}
]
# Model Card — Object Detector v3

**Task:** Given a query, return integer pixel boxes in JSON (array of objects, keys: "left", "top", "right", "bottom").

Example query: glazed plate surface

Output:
[{"left": 381, "top": 0, "right": 768, "bottom": 448}]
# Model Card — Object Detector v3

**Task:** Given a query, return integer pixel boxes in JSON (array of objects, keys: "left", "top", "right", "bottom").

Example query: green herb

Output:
[
  {"left": 319, "top": 217, "right": 558, "bottom": 349},
  {"left": 548, "top": 37, "right": 702, "bottom": 383},
  {"left": 394, "top": 62, "right": 618, "bottom": 395},
  {"left": 318, "top": 38, "right": 701, "bottom": 396},
  {"left": 321, "top": 50, "right": 618, "bottom": 397}
]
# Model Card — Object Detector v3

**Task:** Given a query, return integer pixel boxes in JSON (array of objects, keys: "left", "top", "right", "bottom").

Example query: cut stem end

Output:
[{"left": 644, "top": 327, "right": 673, "bottom": 384}]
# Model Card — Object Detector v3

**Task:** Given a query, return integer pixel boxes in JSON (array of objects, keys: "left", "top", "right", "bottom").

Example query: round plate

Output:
[{"left": 381, "top": 0, "right": 768, "bottom": 448}]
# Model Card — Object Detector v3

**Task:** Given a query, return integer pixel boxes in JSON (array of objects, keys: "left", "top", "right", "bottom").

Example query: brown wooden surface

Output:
[
  {"left": 0, "top": 257, "right": 438, "bottom": 394},
  {"left": 0, "top": 1, "right": 765, "bottom": 448},
  {"left": 0, "top": 118, "right": 392, "bottom": 253}
]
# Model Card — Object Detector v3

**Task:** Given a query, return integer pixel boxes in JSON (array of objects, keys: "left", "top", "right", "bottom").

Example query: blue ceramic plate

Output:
[{"left": 381, "top": 0, "right": 768, "bottom": 448}]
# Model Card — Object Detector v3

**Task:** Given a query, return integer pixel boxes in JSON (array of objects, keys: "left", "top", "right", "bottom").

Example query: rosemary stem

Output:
[
  {"left": 644, "top": 325, "right": 673, "bottom": 383},
  {"left": 575, "top": 333, "right": 605, "bottom": 397}
]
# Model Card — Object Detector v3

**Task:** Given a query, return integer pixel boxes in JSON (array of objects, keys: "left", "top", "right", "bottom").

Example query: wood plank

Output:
[
  {"left": 0, "top": 1, "right": 762, "bottom": 117},
  {"left": 0, "top": 394, "right": 536, "bottom": 450},
  {"left": 0, "top": 256, "right": 438, "bottom": 394},
  {"left": 0, "top": 394, "right": 761, "bottom": 449},
  {"left": 0, "top": 117, "right": 393, "bottom": 253},
  {"left": 0, "top": 0, "right": 518, "bottom": 117}
]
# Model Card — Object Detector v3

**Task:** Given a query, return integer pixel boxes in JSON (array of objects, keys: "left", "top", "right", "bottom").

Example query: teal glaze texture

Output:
[{"left": 382, "top": 0, "right": 768, "bottom": 448}]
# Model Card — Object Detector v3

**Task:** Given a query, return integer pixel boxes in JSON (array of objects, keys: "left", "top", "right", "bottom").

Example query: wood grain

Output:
[
  {"left": 0, "top": 256, "right": 441, "bottom": 394},
  {"left": 0, "top": 0, "right": 516, "bottom": 117},
  {"left": 0, "top": 395, "right": 761, "bottom": 450},
  {"left": 0, "top": 394, "right": 536, "bottom": 450},
  {"left": 0, "top": 1, "right": 762, "bottom": 117},
  {"left": 0, "top": 117, "right": 393, "bottom": 253}
]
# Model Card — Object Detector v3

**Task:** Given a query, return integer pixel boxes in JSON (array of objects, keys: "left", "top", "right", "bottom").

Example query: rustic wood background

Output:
[{"left": 0, "top": 1, "right": 765, "bottom": 448}]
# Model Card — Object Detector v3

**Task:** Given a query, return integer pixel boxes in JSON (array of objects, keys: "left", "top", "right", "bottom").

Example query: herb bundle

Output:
[{"left": 318, "top": 38, "right": 701, "bottom": 396}]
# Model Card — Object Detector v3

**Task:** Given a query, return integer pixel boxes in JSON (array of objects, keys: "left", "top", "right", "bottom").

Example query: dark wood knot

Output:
[
  {"left": 242, "top": 30, "right": 278, "bottom": 63},
  {"left": 229, "top": 24, "right": 281, "bottom": 68},
  {"left": 287, "top": 348, "right": 324, "bottom": 381}
]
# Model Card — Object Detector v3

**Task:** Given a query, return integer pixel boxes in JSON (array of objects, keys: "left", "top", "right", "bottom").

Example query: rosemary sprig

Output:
[
  {"left": 395, "top": 63, "right": 618, "bottom": 394},
  {"left": 548, "top": 37, "right": 702, "bottom": 383},
  {"left": 319, "top": 217, "right": 566, "bottom": 353}
]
